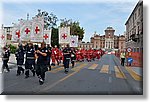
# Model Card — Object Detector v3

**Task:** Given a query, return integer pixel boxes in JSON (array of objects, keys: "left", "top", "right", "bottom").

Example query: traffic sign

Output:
[{"left": 126, "top": 47, "right": 132, "bottom": 52}]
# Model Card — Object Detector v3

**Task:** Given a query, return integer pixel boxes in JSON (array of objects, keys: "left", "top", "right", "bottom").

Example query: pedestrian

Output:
[
  {"left": 1, "top": 46, "right": 10, "bottom": 72},
  {"left": 15, "top": 44, "right": 25, "bottom": 76},
  {"left": 46, "top": 44, "right": 52, "bottom": 71},
  {"left": 120, "top": 50, "right": 126, "bottom": 66},
  {"left": 71, "top": 48, "right": 76, "bottom": 68},
  {"left": 35, "top": 42, "right": 48, "bottom": 85},
  {"left": 63, "top": 44, "right": 71, "bottom": 74},
  {"left": 25, "top": 42, "right": 35, "bottom": 78}
]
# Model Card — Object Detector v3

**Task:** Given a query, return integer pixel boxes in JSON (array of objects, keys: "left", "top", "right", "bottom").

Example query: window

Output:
[
  {"left": 135, "top": 13, "right": 136, "bottom": 20},
  {"left": 138, "top": 8, "right": 140, "bottom": 16}
]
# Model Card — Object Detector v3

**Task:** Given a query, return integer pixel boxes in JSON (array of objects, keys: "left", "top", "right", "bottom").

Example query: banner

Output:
[
  {"left": 31, "top": 16, "right": 44, "bottom": 42},
  {"left": 0, "top": 28, "right": 6, "bottom": 47},
  {"left": 59, "top": 27, "right": 70, "bottom": 44},
  {"left": 20, "top": 20, "right": 32, "bottom": 41},
  {"left": 70, "top": 35, "right": 78, "bottom": 47},
  {"left": 43, "top": 29, "right": 51, "bottom": 44},
  {"left": 11, "top": 23, "right": 20, "bottom": 42}
]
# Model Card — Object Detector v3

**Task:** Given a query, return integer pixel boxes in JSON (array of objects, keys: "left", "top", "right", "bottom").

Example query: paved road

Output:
[{"left": 1, "top": 54, "right": 143, "bottom": 95}]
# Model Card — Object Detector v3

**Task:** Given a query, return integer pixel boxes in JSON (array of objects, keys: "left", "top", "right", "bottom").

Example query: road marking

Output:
[
  {"left": 71, "top": 63, "right": 87, "bottom": 72},
  {"left": 50, "top": 67, "right": 64, "bottom": 73},
  {"left": 88, "top": 64, "right": 98, "bottom": 70},
  {"left": 125, "top": 66, "right": 142, "bottom": 81},
  {"left": 100, "top": 65, "right": 109, "bottom": 73},
  {"left": 50, "top": 64, "right": 74, "bottom": 73},
  {"left": 37, "top": 63, "right": 87, "bottom": 93},
  {"left": 114, "top": 66, "right": 126, "bottom": 79}
]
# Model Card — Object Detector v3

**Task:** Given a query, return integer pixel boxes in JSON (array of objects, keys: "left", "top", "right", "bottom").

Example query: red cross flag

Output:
[
  {"left": 59, "top": 27, "right": 70, "bottom": 44},
  {"left": 0, "top": 28, "right": 6, "bottom": 46},
  {"left": 31, "top": 16, "right": 44, "bottom": 42},
  {"left": 43, "top": 29, "right": 51, "bottom": 44},
  {"left": 20, "top": 20, "right": 32, "bottom": 41},
  {"left": 12, "top": 23, "right": 21, "bottom": 42},
  {"left": 70, "top": 35, "right": 78, "bottom": 47}
]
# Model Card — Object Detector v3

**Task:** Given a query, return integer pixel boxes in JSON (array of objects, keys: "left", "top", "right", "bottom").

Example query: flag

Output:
[
  {"left": 59, "top": 27, "right": 70, "bottom": 44},
  {"left": 31, "top": 16, "right": 44, "bottom": 42},
  {"left": 20, "top": 20, "right": 32, "bottom": 41},
  {"left": 11, "top": 23, "right": 20, "bottom": 42},
  {"left": 0, "top": 28, "right": 6, "bottom": 47},
  {"left": 43, "top": 29, "right": 51, "bottom": 44},
  {"left": 70, "top": 35, "right": 78, "bottom": 47}
]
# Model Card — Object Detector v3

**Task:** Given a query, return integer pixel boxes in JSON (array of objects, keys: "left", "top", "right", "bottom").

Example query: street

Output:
[{"left": 1, "top": 54, "right": 142, "bottom": 95}]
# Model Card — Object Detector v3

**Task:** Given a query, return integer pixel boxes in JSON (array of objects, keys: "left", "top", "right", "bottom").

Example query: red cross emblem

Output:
[
  {"left": 16, "top": 30, "right": 20, "bottom": 38},
  {"left": 43, "top": 34, "right": 49, "bottom": 40},
  {"left": 25, "top": 28, "right": 30, "bottom": 34},
  {"left": 62, "top": 34, "right": 67, "bottom": 39},
  {"left": 35, "top": 26, "right": 40, "bottom": 34},
  {"left": 1, "top": 35, "right": 4, "bottom": 40}
]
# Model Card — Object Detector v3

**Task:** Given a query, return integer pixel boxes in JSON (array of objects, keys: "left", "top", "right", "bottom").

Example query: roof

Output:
[{"left": 125, "top": 0, "right": 143, "bottom": 25}]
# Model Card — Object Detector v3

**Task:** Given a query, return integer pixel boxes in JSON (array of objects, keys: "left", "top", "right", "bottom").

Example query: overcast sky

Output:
[{"left": 1, "top": 0, "right": 139, "bottom": 42}]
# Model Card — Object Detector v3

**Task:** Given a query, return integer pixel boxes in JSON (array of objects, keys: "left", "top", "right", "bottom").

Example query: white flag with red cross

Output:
[
  {"left": 31, "top": 16, "right": 44, "bottom": 42},
  {"left": 59, "top": 27, "right": 70, "bottom": 44},
  {"left": 11, "top": 23, "right": 20, "bottom": 42},
  {"left": 70, "top": 35, "right": 78, "bottom": 47},
  {"left": 20, "top": 20, "right": 32, "bottom": 41},
  {"left": 43, "top": 29, "right": 51, "bottom": 44},
  {"left": 0, "top": 28, "right": 6, "bottom": 46}
]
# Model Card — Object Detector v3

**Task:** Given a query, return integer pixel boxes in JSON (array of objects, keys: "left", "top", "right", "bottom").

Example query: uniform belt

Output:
[{"left": 27, "top": 57, "right": 35, "bottom": 59}]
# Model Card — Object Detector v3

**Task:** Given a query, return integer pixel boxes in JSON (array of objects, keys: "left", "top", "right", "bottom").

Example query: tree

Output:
[
  {"left": 51, "top": 27, "right": 59, "bottom": 47},
  {"left": 36, "top": 9, "right": 59, "bottom": 46},
  {"left": 60, "top": 18, "right": 85, "bottom": 41},
  {"left": 36, "top": 9, "right": 58, "bottom": 29}
]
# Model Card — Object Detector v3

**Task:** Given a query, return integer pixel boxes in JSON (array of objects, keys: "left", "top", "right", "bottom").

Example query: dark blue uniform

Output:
[
  {"left": 2, "top": 49, "right": 10, "bottom": 72},
  {"left": 63, "top": 47, "right": 71, "bottom": 73},
  {"left": 15, "top": 46, "right": 25, "bottom": 75},
  {"left": 71, "top": 49, "right": 76, "bottom": 68},
  {"left": 35, "top": 47, "right": 48, "bottom": 85},
  {"left": 25, "top": 46, "right": 35, "bottom": 78}
]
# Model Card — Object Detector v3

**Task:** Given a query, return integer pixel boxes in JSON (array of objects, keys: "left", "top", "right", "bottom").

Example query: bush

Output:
[{"left": 8, "top": 44, "right": 17, "bottom": 54}]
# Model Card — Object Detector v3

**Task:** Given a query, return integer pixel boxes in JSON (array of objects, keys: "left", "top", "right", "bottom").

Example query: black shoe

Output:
[
  {"left": 16, "top": 73, "right": 20, "bottom": 76},
  {"left": 22, "top": 70, "right": 24, "bottom": 74},
  {"left": 33, "top": 72, "right": 35, "bottom": 76},
  {"left": 25, "top": 76, "right": 29, "bottom": 79},
  {"left": 64, "top": 70, "right": 68, "bottom": 74},
  {"left": 39, "top": 79, "right": 44, "bottom": 85}
]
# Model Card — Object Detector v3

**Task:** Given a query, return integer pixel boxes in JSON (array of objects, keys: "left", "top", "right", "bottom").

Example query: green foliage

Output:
[
  {"left": 60, "top": 20, "right": 84, "bottom": 41},
  {"left": 51, "top": 27, "right": 59, "bottom": 47},
  {"left": 8, "top": 44, "right": 17, "bottom": 54}
]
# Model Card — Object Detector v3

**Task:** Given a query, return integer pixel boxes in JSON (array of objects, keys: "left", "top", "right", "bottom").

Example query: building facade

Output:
[
  {"left": 125, "top": 0, "right": 143, "bottom": 52},
  {"left": 78, "top": 42, "right": 93, "bottom": 49},
  {"left": 90, "top": 27, "right": 125, "bottom": 51}
]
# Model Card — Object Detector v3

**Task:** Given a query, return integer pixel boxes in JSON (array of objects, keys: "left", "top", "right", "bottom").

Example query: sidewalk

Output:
[
  {"left": 128, "top": 66, "right": 143, "bottom": 76},
  {"left": 114, "top": 55, "right": 142, "bottom": 77}
]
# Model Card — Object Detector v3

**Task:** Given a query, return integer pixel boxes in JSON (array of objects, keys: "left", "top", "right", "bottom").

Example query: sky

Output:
[{"left": 1, "top": 0, "right": 139, "bottom": 42}]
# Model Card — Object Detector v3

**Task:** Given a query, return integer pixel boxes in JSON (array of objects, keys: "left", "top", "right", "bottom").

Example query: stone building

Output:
[
  {"left": 90, "top": 27, "right": 125, "bottom": 51},
  {"left": 125, "top": 0, "right": 143, "bottom": 52}
]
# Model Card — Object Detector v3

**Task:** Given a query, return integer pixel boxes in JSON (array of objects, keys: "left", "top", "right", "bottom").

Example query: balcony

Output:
[{"left": 130, "top": 34, "right": 140, "bottom": 42}]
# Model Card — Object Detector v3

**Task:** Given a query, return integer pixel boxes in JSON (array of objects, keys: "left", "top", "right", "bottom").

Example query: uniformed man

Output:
[
  {"left": 120, "top": 50, "right": 126, "bottom": 66},
  {"left": 71, "top": 48, "right": 76, "bottom": 68},
  {"left": 46, "top": 44, "right": 52, "bottom": 71},
  {"left": 63, "top": 44, "right": 71, "bottom": 74},
  {"left": 15, "top": 44, "right": 25, "bottom": 76},
  {"left": 35, "top": 42, "right": 48, "bottom": 85},
  {"left": 25, "top": 42, "right": 35, "bottom": 78},
  {"left": 1, "top": 46, "right": 10, "bottom": 72}
]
